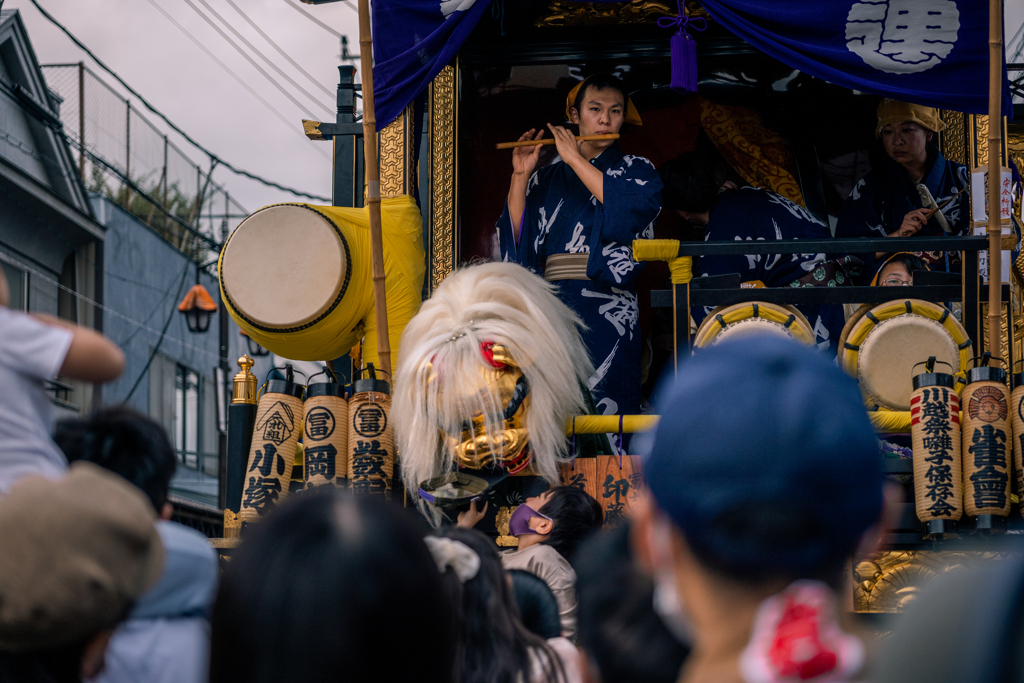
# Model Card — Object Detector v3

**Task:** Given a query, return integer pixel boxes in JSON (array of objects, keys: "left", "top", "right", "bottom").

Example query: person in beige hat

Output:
[
  {"left": 0, "top": 461, "right": 163, "bottom": 682},
  {"left": 836, "top": 98, "right": 969, "bottom": 283}
]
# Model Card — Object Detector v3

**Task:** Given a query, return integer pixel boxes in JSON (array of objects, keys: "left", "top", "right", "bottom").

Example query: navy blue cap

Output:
[{"left": 645, "top": 336, "right": 882, "bottom": 578}]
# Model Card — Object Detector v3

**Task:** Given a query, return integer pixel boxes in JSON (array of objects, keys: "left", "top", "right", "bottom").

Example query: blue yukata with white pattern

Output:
[
  {"left": 692, "top": 187, "right": 846, "bottom": 352},
  {"left": 835, "top": 145, "right": 969, "bottom": 280},
  {"left": 497, "top": 143, "right": 662, "bottom": 417}
]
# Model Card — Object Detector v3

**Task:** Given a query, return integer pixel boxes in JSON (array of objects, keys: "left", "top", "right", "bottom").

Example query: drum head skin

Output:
[
  {"left": 221, "top": 205, "right": 349, "bottom": 330},
  {"left": 858, "top": 315, "right": 958, "bottom": 411},
  {"left": 840, "top": 300, "right": 971, "bottom": 412},
  {"left": 694, "top": 302, "right": 815, "bottom": 349}
]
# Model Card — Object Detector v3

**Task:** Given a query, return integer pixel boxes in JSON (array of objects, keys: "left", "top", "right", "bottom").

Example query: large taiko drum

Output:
[
  {"left": 693, "top": 302, "right": 815, "bottom": 349},
  {"left": 221, "top": 205, "right": 356, "bottom": 332},
  {"left": 838, "top": 300, "right": 972, "bottom": 411},
  {"left": 218, "top": 197, "right": 425, "bottom": 364}
]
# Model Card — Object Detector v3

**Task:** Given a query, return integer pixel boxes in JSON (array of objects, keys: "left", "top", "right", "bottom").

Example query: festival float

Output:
[{"left": 212, "top": 0, "right": 1023, "bottom": 617}]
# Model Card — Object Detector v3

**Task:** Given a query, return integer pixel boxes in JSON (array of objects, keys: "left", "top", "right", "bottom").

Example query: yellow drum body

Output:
[
  {"left": 693, "top": 302, "right": 815, "bottom": 349},
  {"left": 219, "top": 196, "right": 425, "bottom": 365},
  {"left": 839, "top": 300, "right": 971, "bottom": 411}
]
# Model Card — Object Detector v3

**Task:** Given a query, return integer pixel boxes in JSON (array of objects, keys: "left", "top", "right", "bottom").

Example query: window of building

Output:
[
  {"left": 1, "top": 258, "right": 27, "bottom": 310},
  {"left": 149, "top": 353, "right": 219, "bottom": 477},
  {"left": 57, "top": 253, "right": 76, "bottom": 323}
]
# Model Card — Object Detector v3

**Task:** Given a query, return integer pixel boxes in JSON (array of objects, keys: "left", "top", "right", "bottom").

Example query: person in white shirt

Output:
[{"left": 0, "top": 266, "right": 124, "bottom": 493}]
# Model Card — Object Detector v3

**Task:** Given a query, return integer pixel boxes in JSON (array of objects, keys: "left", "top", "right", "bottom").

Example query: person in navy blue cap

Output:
[{"left": 631, "top": 335, "right": 899, "bottom": 683}]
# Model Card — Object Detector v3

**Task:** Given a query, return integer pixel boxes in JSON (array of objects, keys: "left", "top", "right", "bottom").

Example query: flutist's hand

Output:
[
  {"left": 547, "top": 123, "right": 584, "bottom": 165},
  {"left": 548, "top": 123, "right": 605, "bottom": 203},
  {"left": 512, "top": 129, "right": 544, "bottom": 178},
  {"left": 891, "top": 208, "right": 930, "bottom": 238}
]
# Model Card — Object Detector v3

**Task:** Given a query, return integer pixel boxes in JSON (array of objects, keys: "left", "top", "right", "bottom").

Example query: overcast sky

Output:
[
  {"left": 9, "top": 0, "right": 358, "bottom": 215},
  {"left": 7, "top": 0, "right": 1024, "bottom": 220}
]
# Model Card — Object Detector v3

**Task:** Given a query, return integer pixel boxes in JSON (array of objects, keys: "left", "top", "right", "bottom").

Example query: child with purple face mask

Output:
[{"left": 460, "top": 486, "right": 603, "bottom": 640}]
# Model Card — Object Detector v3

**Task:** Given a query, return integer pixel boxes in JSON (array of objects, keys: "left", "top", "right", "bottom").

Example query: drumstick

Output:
[
  {"left": 496, "top": 134, "right": 619, "bottom": 150},
  {"left": 923, "top": 185, "right": 969, "bottom": 217}
]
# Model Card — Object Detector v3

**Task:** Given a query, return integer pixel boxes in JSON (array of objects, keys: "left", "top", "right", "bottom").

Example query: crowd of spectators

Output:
[{"left": 0, "top": 263, "right": 1014, "bottom": 683}]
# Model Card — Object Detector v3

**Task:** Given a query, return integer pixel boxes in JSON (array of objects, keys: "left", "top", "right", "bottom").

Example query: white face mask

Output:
[{"left": 648, "top": 514, "right": 694, "bottom": 645}]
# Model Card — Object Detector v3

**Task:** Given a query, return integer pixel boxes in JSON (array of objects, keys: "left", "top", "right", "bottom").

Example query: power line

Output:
[
  {"left": 224, "top": 0, "right": 335, "bottom": 100},
  {"left": 148, "top": 0, "right": 328, "bottom": 152},
  {"left": 122, "top": 257, "right": 192, "bottom": 401},
  {"left": 26, "top": 0, "right": 331, "bottom": 201},
  {"left": 1, "top": 252, "right": 228, "bottom": 363},
  {"left": 283, "top": 0, "right": 350, "bottom": 37},
  {"left": 183, "top": 0, "right": 332, "bottom": 118}
]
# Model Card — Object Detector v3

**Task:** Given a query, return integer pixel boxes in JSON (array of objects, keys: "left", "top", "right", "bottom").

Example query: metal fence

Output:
[{"left": 42, "top": 63, "right": 247, "bottom": 261}]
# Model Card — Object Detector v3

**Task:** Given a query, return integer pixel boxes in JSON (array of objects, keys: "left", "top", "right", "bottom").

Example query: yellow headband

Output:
[
  {"left": 565, "top": 77, "right": 642, "bottom": 126},
  {"left": 874, "top": 99, "right": 945, "bottom": 138}
]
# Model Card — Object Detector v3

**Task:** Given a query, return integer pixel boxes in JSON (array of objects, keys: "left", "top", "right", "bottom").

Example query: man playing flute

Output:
[{"left": 497, "top": 74, "right": 662, "bottom": 421}]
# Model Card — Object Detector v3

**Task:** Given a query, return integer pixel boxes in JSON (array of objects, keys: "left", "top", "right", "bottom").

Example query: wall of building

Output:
[{"left": 92, "top": 194, "right": 271, "bottom": 510}]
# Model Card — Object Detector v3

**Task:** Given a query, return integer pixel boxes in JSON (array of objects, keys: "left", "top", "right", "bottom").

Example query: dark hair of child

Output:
[
  {"left": 509, "top": 569, "right": 562, "bottom": 640},
  {"left": 538, "top": 486, "right": 604, "bottom": 565}
]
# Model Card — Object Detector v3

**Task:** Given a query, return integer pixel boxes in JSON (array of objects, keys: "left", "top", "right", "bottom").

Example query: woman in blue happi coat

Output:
[
  {"left": 836, "top": 100, "right": 969, "bottom": 282},
  {"left": 497, "top": 74, "right": 662, "bottom": 419}
]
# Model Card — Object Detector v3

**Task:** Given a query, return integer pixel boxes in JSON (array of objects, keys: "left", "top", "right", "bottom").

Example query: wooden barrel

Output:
[
  {"left": 910, "top": 366, "right": 962, "bottom": 536},
  {"left": 961, "top": 365, "right": 1011, "bottom": 530},
  {"left": 1012, "top": 371, "right": 1024, "bottom": 518},
  {"left": 303, "top": 382, "right": 349, "bottom": 489},
  {"left": 239, "top": 379, "right": 304, "bottom": 520},
  {"left": 347, "top": 376, "right": 394, "bottom": 497}
]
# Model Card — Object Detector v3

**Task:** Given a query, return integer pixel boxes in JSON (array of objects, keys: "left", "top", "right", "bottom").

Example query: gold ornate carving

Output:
[
  {"left": 854, "top": 550, "right": 1008, "bottom": 613},
  {"left": 1009, "top": 129, "right": 1024, "bottom": 221},
  {"left": 496, "top": 506, "right": 519, "bottom": 547},
  {"left": 428, "top": 63, "right": 458, "bottom": 292},
  {"left": 938, "top": 110, "right": 966, "bottom": 166},
  {"left": 968, "top": 114, "right": 1009, "bottom": 169},
  {"left": 980, "top": 301, "right": 1011, "bottom": 361},
  {"left": 379, "top": 105, "right": 412, "bottom": 198},
  {"left": 536, "top": 0, "right": 675, "bottom": 26},
  {"left": 222, "top": 509, "right": 242, "bottom": 538},
  {"left": 302, "top": 119, "right": 325, "bottom": 141}
]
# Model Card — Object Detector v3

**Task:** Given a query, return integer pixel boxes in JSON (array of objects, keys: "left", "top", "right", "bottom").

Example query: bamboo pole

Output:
[
  {"left": 987, "top": 0, "right": 1003, "bottom": 361},
  {"left": 358, "top": 0, "right": 392, "bottom": 379}
]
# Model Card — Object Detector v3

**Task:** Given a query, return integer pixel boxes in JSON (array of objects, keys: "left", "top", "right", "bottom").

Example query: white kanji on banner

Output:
[
  {"left": 439, "top": 0, "right": 477, "bottom": 18},
  {"left": 845, "top": 0, "right": 960, "bottom": 74}
]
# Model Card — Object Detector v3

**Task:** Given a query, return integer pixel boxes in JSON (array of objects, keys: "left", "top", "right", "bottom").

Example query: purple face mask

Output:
[{"left": 509, "top": 503, "right": 552, "bottom": 537}]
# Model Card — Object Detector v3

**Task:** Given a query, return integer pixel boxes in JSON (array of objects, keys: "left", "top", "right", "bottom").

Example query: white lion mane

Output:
[{"left": 393, "top": 261, "right": 593, "bottom": 521}]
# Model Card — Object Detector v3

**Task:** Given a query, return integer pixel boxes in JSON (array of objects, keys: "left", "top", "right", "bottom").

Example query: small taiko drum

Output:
[
  {"left": 218, "top": 204, "right": 362, "bottom": 361},
  {"left": 838, "top": 300, "right": 972, "bottom": 411},
  {"left": 693, "top": 302, "right": 815, "bottom": 349}
]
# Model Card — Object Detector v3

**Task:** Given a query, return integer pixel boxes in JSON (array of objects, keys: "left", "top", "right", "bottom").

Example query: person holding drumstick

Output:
[
  {"left": 497, "top": 73, "right": 662, "bottom": 422},
  {"left": 836, "top": 99, "right": 969, "bottom": 281}
]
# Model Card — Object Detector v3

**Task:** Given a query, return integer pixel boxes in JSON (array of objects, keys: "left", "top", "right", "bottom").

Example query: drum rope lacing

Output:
[{"left": 695, "top": 304, "right": 815, "bottom": 348}]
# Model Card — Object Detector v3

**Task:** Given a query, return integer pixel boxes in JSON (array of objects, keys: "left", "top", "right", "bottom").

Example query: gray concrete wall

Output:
[{"left": 92, "top": 195, "right": 271, "bottom": 507}]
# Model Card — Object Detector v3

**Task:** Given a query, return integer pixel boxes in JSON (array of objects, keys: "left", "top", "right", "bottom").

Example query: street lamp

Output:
[{"left": 178, "top": 282, "right": 217, "bottom": 333}]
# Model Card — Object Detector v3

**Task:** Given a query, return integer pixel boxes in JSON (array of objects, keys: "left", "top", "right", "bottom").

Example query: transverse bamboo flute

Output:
[{"left": 496, "top": 133, "right": 619, "bottom": 150}]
